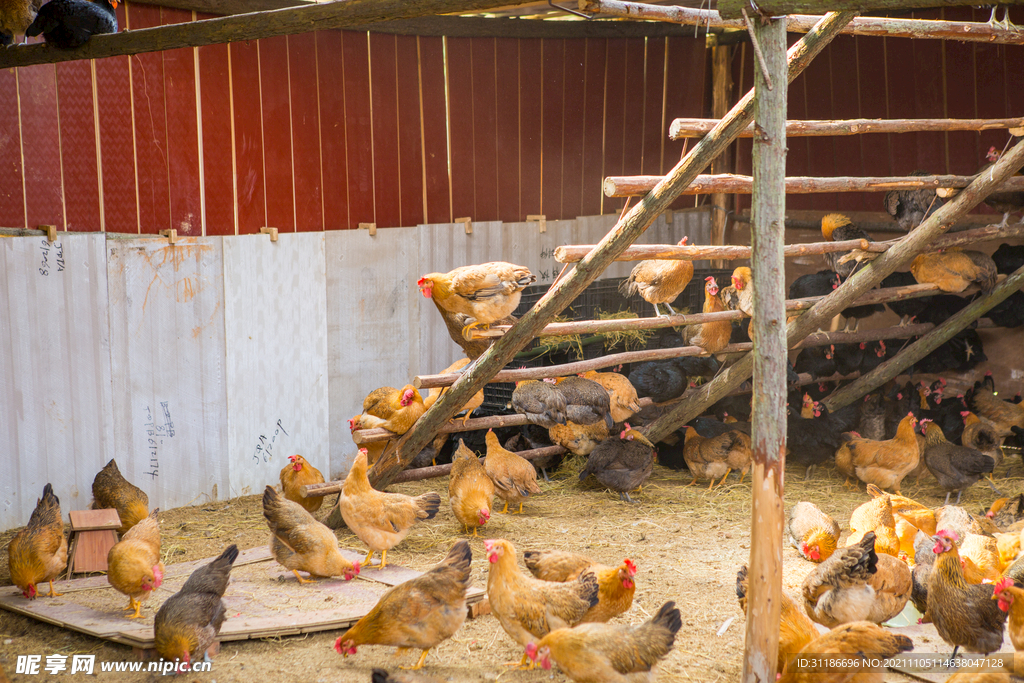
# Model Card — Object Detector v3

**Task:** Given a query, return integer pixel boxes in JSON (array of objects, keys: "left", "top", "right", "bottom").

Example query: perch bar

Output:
[{"left": 669, "top": 117, "right": 1024, "bottom": 139}]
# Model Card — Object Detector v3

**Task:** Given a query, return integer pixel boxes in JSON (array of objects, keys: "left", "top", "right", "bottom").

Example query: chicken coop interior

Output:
[{"left": 2, "top": 0, "right": 1024, "bottom": 681}]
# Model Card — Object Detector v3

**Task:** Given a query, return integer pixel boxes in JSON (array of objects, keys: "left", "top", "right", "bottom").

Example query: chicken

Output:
[
  {"left": 994, "top": 532, "right": 1020, "bottom": 570},
  {"left": 107, "top": 509, "right": 164, "bottom": 619},
  {"left": 922, "top": 420, "right": 997, "bottom": 505},
  {"left": 553, "top": 376, "right": 614, "bottom": 428},
  {"left": 483, "top": 538, "right": 599, "bottom": 667},
  {"left": 423, "top": 357, "right": 484, "bottom": 425},
  {"left": 482, "top": 429, "right": 542, "bottom": 514},
  {"left": 846, "top": 494, "right": 901, "bottom": 558},
  {"left": 523, "top": 550, "right": 636, "bottom": 624},
  {"left": 418, "top": 262, "right": 535, "bottom": 340},
  {"left": 511, "top": 379, "right": 567, "bottom": 428},
  {"left": 987, "top": 494, "right": 1024, "bottom": 530},
  {"left": 627, "top": 359, "right": 691, "bottom": 403},
  {"left": 0, "top": 0, "right": 42, "bottom": 43},
  {"left": 961, "top": 411, "right": 1004, "bottom": 471},
  {"left": 866, "top": 553, "right": 912, "bottom": 623},
  {"left": 969, "top": 373, "right": 1024, "bottom": 433},
  {"left": 448, "top": 440, "right": 494, "bottom": 536},
  {"left": 820, "top": 213, "right": 880, "bottom": 283},
  {"left": 736, "top": 565, "right": 819, "bottom": 676},
  {"left": 25, "top": 0, "right": 116, "bottom": 48},
  {"left": 619, "top": 236, "right": 694, "bottom": 318},
  {"left": 334, "top": 540, "right": 472, "bottom": 670},
  {"left": 349, "top": 413, "right": 388, "bottom": 468},
  {"left": 262, "top": 486, "right": 359, "bottom": 583},
  {"left": 992, "top": 577, "right": 1024, "bottom": 651},
  {"left": 794, "top": 345, "right": 837, "bottom": 380},
  {"left": 979, "top": 146, "right": 1024, "bottom": 217},
  {"left": 787, "top": 396, "right": 847, "bottom": 479},
  {"left": 681, "top": 426, "right": 750, "bottom": 489},
  {"left": 959, "top": 533, "right": 1003, "bottom": 583},
  {"left": 993, "top": 242, "right": 1024, "bottom": 274},
  {"left": 361, "top": 385, "right": 426, "bottom": 436},
  {"left": 523, "top": 600, "right": 681, "bottom": 682},
  {"left": 911, "top": 248, "right": 998, "bottom": 293},
  {"left": 92, "top": 458, "right": 149, "bottom": 536},
  {"left": 779, "top": 621, "right": 913, "bottom": 683},
  {"left": 338, "top": 448, "right": 441, "bottom": 569},
  {"left": 548, "top": 420, "right": 609, "bottom": 457},
  {"left": 833, "top": 413, "right": 920, "bottom": 494},
  {"left": 154, "top": 544, "right": 238, "bottom": 666},
  {"left": 580, "top": 370, "right": 641, "bottom": 425},
  {"left": 7, "top": 483, "right": 67, "bottom": 600},
  {"left": 865, "top": 484, "right": 931, "bottom": 558},
  {"left": 802, "top": 532, "right": 878, "bottom": 627},
  {"left": 280, "top": 454, "right": 325, "bottom": 515},
  {"left": 690, "top": 276, "right": 733, "bottom": 355},
  {"left": 880, "top": 271, "right": 932, "bottom": 325},
  {"left": 926, "top": 529, "right": 1007, "bottom": 656},
  {"left": 883, "top": 170, "right": 943, "bottom": 232},
  {"left": 371, "top": 671, "right": 444, "bottom": 683},
  {"left": 579, "top": 424, "right": 657, "bottom": 503},
  {"left": 787, "top": 501, "right": 840, "bottom": 563}
]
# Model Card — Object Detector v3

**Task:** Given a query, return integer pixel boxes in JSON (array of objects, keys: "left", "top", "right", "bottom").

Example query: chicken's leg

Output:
[
  {"left": 498, "top": 500, "right": 509, "bottom": 514},
  {"left": 514, "top": 502, "right": 525, "bottom": 514},
  {"left": 504, "top": 653, "right": 534, "bottom": 669},
  {"left": 46, "top": 580, "right": 62, "bottom": 598},
  {"left": 400, "top": 649, "right": 431, "bottom": 671},
  {"left": 461, "top": 408, "right": 475, "bottom": 426},
  {"left": 292, "top": 570, "right": 316, "bottom": 584},
  {"left": 127, "top": 598, "right": 144, "bottom": 619},
  {"left": 619, "top": 491, "right": 635, "bottom": 503},
  {"left": 363, "top": 550, "right": 375, "bottom": 567},
  {"left": 123, "top": 597, "right": 137, "bottom": 612},
  {"left": 664, "top": 302, "right": 678, "bottom": 316},
  {"left": 378, "top": 549, "right": 389, "bottom": 569},
  {"left": 460, "top": 321, "right": 487, "bottom": 341},
  {"left": 986, "top": 477, "right": 1004, "bottom": 497}
]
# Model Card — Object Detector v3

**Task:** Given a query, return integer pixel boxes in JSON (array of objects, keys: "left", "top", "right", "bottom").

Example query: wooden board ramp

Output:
[{"left": 0, "top": 546, "right": 485, "bottom": 650}]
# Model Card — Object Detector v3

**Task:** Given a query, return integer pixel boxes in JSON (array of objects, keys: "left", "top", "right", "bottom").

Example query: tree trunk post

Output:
[{"left": 710, "top": 45, "right": 734, "bottom": 269}]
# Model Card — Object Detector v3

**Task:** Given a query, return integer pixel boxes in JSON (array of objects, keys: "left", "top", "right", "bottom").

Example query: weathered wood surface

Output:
[
  {"left": 710, "top": 44, "right": 734, "bottom": 270},
  {"left": 670, "top": 117, "right": 1024, "bottom": 139},
  {"left": 716, "top": 0, "right": 1023, "bottom": 20},
  {"left": 604, "top": 173, "right": 1024, "bottom": 198},
  {"left": 366, "top": 11, "right": 859, "bottom": 489},
  {"left": 580, "top": 0, "right": 1024, "bottom": 45}
]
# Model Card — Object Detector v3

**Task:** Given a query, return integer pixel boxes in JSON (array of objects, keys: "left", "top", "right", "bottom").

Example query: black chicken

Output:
[
  {"left": 787, "top": 396, "right": 847, "bottom": 479},
  {"left": 25, "top": 0, "right": 117, "bottom": 48},
  {"left": 883, "top": 170, "right": 944, "bottom": 232},
  {"left": 628, "top": 360, "right": 689, "bottom": 404},
  {"left": 880, "top": 271, "right": 931, "bottom": 326},
  {"left": 986, "top": 290, "right": 1024, "bottom": 328},
  {"left": 832, "top": 341, "right": 865, "bottom": 376},
  {"left": 913, "top": 294, "right": 971, "bottom": 327},
  {"left": 789, "top": 270, "right": 883, "bottom": 330},
  {"left": 992, "top": 243, "right": 1024, "bottom": 274},
  {"left": 793, "top": 344, "right": 837, "bottom": 380},
  {"left": 921, "top": 420, "right": 997, "bottom": 505},
  {"left": 578, "top": 425, "right": 656, "bottom": 503},
  {"left": 856, "top": 340, "right": 888, "bottom": 374}
]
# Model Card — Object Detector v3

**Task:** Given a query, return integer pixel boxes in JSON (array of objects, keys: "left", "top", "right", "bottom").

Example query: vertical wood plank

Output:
[
  {"left": 541, "top": 37, "right": 564, "bottom": 218},
  {"left": 470, "top": 37, "right": 498, "bottom": 222},
  {"left": 396, "top": 34, "right": 424, "bottom": 228},
  {"left": 911, "top": 37, "right": 945, "bottom": 175},
  {"left": 580, "top": 37, "right": 606, "bottom": 218},
  {"left": 316, "top": 29, "right": 349, "bottom": 231},
  {"left": 19, "top": 64, "right": 65, "bottom": 230},
  {"left": 342, "top": 30, "right": 374, "bottom": 228},
  {"left": 447, "top": 37, "right": 475, "bottom": 221},
  {"left": 560, "top": 38, "right": 586, "bottom": 219},
  {"left": 640, "top": 36, "right": 665, "bottom": 177},
  {"left": 884, "top": 36, "right": 918, "bottom": 177},
  {"left": 495, "top": 37, "right": 521, "bottom": 223},
  {"left": 56, "top": 60, "right": 101, "bottom": 231},
  {"left": 418, "top": 35, "right": 449, "bottom": 225},
  {"left": 288, "top": 33, "right": 324, "bottom": 232},
  {"left": 601, "top": 38, "right": 627, "bottom": 218},
  {"left": 162, "top": 8, "right": 202, "bottom": 236},
  {"left": 95, "top": 52, "right": 138, "bottom": 233},
  {"left": 259, "top": 35, "right": 295, "bottom": 233},
  {"left": 230, "top": 40, "right": 266, "bottom": 234},
  {"left": 518, "top": 39, "right": 543, "bottom": 218},
  {"left": 197, "top": 19, "right": 234, "bottom": 236},
  {"left": 798, "top": 47, "right": 836, "bottom": 212},
  {"left": 940, "top": 25, "right": 980, "bottom": 175},
  {"left": 828, "top": 36, "right": 865, "bottom": 213},
  {"left": 0, "top": 68, "right": 25, "bottom": 227},
  {"left": 664, "top": 36, "right": 706, "bottom": 170},
  {"left": 621, "top": 38, "right": 645, "bottom": 177},
  {"left": 368, "top": 33, "right": 401, "bottom": 229}
]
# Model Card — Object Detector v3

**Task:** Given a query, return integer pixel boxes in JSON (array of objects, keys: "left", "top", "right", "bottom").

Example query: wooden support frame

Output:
[
  {"left": 603, "top": 172, "right": 1024, "bottom": 198},
  {"left": 670, "top": 117, "right": 1024, "bottom": 139},
  {"left": 365, "top": 10, "right": 859, "bottom": 489},
  {"left": 709, "top": 45, "right": 734, "bottom": 269},
  {"left": 716, "top": 0, "right": 1022, "bottom": 20},
  {"left": 579, "top": 0, "right": 1024, "bottom": 45}
]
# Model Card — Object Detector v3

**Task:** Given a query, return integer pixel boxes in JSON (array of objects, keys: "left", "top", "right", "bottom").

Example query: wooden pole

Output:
[
  {"left": 822, "top": 266, "right": 1024, "bottom": 412},
  {"left": 742, "top": 16, "right": 787, "bottom": 683},
  {"left": 603, "top": 172, "right": 1024, "bottom": 198},
  {"left": 0, "top": 0, "right": 540, "bottom": 69},
  {"left": 366, "top": 10, "right": 857, "bottom": 489},
  {"left": 716, "top": 0, "right": 1024, "bottom": 20},
  {"left": 710, "top": 45, "right": 734, "bottom": 270},
  {"left": 670, "top": 117, "right": 1024, "bottom": 139},
  {"left": 579, "top": 0, "right": 1024, "bottom": 45}
]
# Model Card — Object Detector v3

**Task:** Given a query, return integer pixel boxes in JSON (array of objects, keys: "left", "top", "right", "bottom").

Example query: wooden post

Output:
[
  {"left": 742, "top": 15, "right": 787, "bottom": 683},
  {"left": 670, "top": 116, "right": 1024, "bottom": 139},
  {"left": 710, "top": 45, "right": 733, "bottom": 269},
  {"left": 822, "top": 266, "right": 1024, "bottom": 412},
  {"left": 367, "top": 10, "right": 858, "bottom": 489}
]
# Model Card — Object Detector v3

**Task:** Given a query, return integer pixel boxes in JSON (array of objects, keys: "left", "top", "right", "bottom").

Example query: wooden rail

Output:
[{"left": 669, "top": 117, "right": 1024, "bottom": 139}]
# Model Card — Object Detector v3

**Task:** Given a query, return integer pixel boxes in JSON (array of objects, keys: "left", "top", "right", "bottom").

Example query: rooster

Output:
[
  {"left": 418, "top": 262, "right": 535, "bottom": 340},
  {"left": 820, "top": 213, "right": 880, "bottom": 284},
  {"left": 619, "top": 236, "right": 694, "bottom": 318},
  {"left": 883, "top": 170, "right": 943, "bottom": 231},
  {"left": 690, "top": 276, "right": 733, "bottom": 355}
]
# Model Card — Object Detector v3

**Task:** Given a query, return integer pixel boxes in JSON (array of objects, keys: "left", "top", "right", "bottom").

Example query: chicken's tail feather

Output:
[
  {"left": 416, "top": 492, "right": 442, "bottom": 520},
  {"left": 578, "top": 570, "right": 600, "bottom": 610},
  {"left": 735, "top": 565, "right": 749, "bottom": 613},
  {"left": 371, "top": 670, "right": 392, "bottom": 683},
  {"left": 651, "top": 600, "right": 683, "bottom": 637}
]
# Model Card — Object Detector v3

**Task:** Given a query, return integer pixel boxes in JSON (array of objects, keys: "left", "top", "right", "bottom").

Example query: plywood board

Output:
[
  {"left": 107, "top": 237, "right": 229, "bottom": 513},
  {"left": 223, "top": 233, "right": 328, "bottom": 497},
  {"left": 0, "top": 234, "right": 114, "bottom": 530}
]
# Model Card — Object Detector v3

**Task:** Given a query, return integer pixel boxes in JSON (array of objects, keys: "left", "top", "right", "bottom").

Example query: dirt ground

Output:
[{"left": 2, "top": 448, "right": 1022, "bottom": 683}]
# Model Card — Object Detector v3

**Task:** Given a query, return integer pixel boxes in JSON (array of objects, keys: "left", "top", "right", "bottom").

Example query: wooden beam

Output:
[
  {"left": 710, "top": 45, "right": 734, "bottom": 270},
  {"left": 716, "top": 0, "right": 1024, "bottom": 20},
  {"left": 732, "top": 209, "right": 997, "bottom": 234},
  {"left": 359, "top": 15, "right": 699, "bottom": 38},
  {"left": 366, "top": 10, "right": 859, "bottom": 489},
  {"left": 670, "top": 117, "right": 1024, "bottom": 139},
  {"left": 580, "top": 0, "right": 1024, "bottom": 45},
  {"left": 822, "top": 266, "right": 1024, "bottom": 412},
  {"left": 603, "top": 173, "right": 1024, "bottom": 198},
  {"left": 0, "top": 0, "right": 541, "bottom": 69},
  {"left": 130, "top": 0, "right": 315, "bottom": 14}
]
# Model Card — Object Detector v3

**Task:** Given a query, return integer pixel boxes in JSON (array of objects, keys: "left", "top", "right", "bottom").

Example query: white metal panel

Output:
[
  {"left": 107, "top": 237, "right": 229, "bottom": 512},
  {"left": 223, "top": 233, "right": 329, "bottom": 496},
  {"left": 0, "top": 234, "right": 114, "bottom": 529},
  {"left": 326, "top": 227, "right": 421, "bottom": 479}
]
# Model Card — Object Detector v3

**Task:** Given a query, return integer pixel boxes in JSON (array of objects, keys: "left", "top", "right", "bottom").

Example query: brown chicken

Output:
[
  {"left": 992, "top": 577, "right": 1024, "bottom": 651},
  {"left": 723, "top": 266, "right": 754, "bottom": 316},
  {"left": 484, "top": 429, "right": 541, "bottom": 514},
  {"left": 107, "top": 509, "right": 164, "bottom": 618},
  {"left": 736, "top": 565, "right": 820, "bottom": 676},
  {"left": 418, "top": 262, "right": 535, "bottom": 340},
  {"left": 926, "top": 529, "right": 1008, "bottom": 656},
  {"left": 911, "top": 249, "right": 998, "bottom": 293},
  {"left": 834, "top": 413, "right": 920, "bottom": 494},
  {"left": 92, "top": 458, "right": 149, "bottom": 535},
  {"left": 0, "top": 0, "right": 42, "bottom": 42},
  {"left": 690, "top": 276, "right": 733, "bottom": 355},
  {"left": 959, "top": 533, "right": 1003, "bottom": 583},
  {"left": 922, "top": 420, "right": 997, "bottom": 505},
  {"left": 993, "top": 532, "right": 1020, "bottom": 571},
  {"left": 361, "top": 385, "right": 426, "bottom": 436},
  {"left": 448, "top": 440, "right": 494, "bottom": 536},
  {"left": 553, "top": 376, "right": 614, "bottom": 429},
  {"left": 578, "top": 424, "right": 656, "bottom": 503},
  {"left": 821, "top": 213, "right": 880, "bottom": 283},
  {"left": 511, "top": 379, "right": 568, "bottom": 428},
  {"left": 523, "top": 550, "right": 636, "bottom": 623},
  {"left": 865, "top": 553, "right": 912, "bottom": 623},
  {"left": 338, "top": 449, "right": 441, "bottom": 569},
  {"left": 154, "top": 544, "right": 238, "bottom": 666},
  {"left": 483, "top": 538, "right": 599, "bottom": 668},
  {"left": 779, "top": 621, "right": 913, "bottom": 683},
  {"left": 802, "top": 532, "right": 878, "bottom": 627},
  {"left": 262, "top": 486, "right": 359, "bottom": 583},
  {"left": 681, "top": 425, "right": 751, "bottom": 489},
  {"left": 371, "top": 671, "right": 445, "bottom": 683},
  {"left": 619, "top": 236, "right": 694, "bottom": 318},
  {"left": 866, "top": 484, "right": 932, "bottom": 558},
  {"left": 580, "top": 370, "right": 642, "bottom": 425},
  {"left": 787, "top": 501, "right": 841, "bottom": 563},
  {"left": 8, "top": 483, "right": 67, "bottom": 600},
  {"left": 334, "top": 540, "right": 472, "bottom": 670},
  {"left": 349, "top": 413, "right": 388, "bottom": 468},
  {"left": 549, "top": 419, "right": 609, "bottom": 457},
  {"left": 884, "top": 170, "right": 943, "bottom": 232},
  {"left": 970, "top": 374, "right": 1024, "bottom": 433},
  {"left": 961, "top": 411, "right": 1004, "bottom": 471},
  {"left": 846, "top": 494, "right": 901, "bottom": 558},
  {"left": 523, "top": 600, "right": 681, "bottom": 681},
  {"left": 423, "top": 357, "right": 484, "bottom": 425},
  {"left": 280, "top": 454, "right": 325, "bottom": 514}
]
